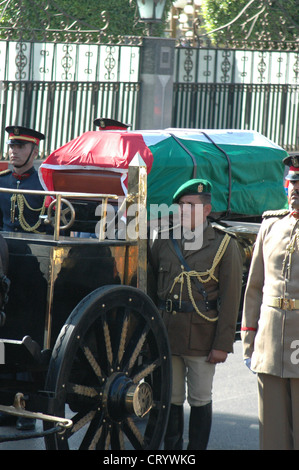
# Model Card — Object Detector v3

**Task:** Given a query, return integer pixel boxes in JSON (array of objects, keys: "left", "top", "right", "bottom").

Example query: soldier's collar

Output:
[{"left": 12, "top": 166, "right": 35, "bottom": 180}]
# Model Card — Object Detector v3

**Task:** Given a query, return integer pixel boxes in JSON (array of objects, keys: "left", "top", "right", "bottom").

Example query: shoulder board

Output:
[
  {"left": 0, "top": 169, "right": 11, "bottom": 176},
  {"left": 212, "top": 223, "right": 236, "bottom": 239},
  {"left": 262, "top": 209, "right": 289, "bottom": 219}
]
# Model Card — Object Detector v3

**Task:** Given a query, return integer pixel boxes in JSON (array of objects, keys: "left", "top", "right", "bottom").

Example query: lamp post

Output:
[
  {"left": 136, "top": 0, "right": 168, "bottom": 36},
  {"left": 134, "top": 0, "right": 175, "bottom": 130}
]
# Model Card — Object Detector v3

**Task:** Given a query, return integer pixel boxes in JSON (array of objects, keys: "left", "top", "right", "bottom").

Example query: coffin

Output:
[{"left": 39, "top": 128, "right": 289, "bottom": 219}]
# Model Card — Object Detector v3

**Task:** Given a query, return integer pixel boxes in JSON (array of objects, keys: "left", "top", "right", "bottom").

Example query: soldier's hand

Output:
[{"left": 206, "top": 349, "right": 228, "bottom": 364}]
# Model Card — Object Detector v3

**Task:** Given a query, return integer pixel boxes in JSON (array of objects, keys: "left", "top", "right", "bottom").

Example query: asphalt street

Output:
[
  {"left": 0, "top": 340, "right": 259, "bottom": 451},
  {"left": 206, "top": 339, "right": 259, "bottom": 450}
]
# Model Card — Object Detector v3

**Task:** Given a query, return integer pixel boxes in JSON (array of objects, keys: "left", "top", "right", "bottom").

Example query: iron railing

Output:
[
  {"left": 0, "top": 80, "right": 140, "bottom": 158},
  {"left": 172, "top": 45, "right": 299, "bottom": 151}
]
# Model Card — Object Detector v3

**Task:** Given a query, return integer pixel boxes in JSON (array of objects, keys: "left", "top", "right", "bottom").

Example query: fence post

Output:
[{"left": 138, "top": 37, "right": 175, "bottom": 130}]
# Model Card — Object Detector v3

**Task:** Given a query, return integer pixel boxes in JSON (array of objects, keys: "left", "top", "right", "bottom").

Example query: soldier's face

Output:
[
  {"left": 289, "top": 180, "right": 299, "bottom": 210},
  {"left": 8, "top": 142, "right": 36, "bottom": 168},
  {"left": 178, "top": 195, "right": 212, "bottom": 230}
]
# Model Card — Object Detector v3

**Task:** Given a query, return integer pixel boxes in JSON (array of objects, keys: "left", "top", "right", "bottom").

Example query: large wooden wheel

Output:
[{"left": 44, "top": 285, "right": 171, "bottom": 450}]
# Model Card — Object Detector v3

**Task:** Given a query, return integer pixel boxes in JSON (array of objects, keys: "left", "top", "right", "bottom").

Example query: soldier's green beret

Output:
[{"left": 172, "top": 179, "right": 212, "bottom": 203}]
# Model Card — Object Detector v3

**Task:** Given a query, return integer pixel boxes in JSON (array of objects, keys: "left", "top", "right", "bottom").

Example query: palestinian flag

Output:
[{"left": 39, "top": 128, "right": 288, "bottom": 218}]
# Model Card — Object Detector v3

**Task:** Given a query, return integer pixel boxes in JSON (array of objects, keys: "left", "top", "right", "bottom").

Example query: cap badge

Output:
[
  {"left": 197, "top": 184, "right": 204, "bottom": 193},
  {"left": 13, "top": 127, "right": 19, "bottom": 135}
]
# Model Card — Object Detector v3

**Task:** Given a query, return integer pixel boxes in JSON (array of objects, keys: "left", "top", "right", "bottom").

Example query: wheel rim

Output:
[{"left": 44, "top": 285, "right": 171, "bottom": 450}]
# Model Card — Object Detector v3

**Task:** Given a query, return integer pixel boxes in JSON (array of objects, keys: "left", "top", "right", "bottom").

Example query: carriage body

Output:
[
  {"left": 2, "top": 234, "right": 138, "bottom": 350},
  {"left": 0, "top": 162, "right": 172, "bottom": 450}
]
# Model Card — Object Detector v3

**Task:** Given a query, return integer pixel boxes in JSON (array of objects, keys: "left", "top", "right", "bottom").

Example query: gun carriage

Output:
[
  {"left": 0, "top": 126, "right": 289, "bottom": 449},
  {"left": 0, "top": 158, "right": 172, "bottom": 450}
]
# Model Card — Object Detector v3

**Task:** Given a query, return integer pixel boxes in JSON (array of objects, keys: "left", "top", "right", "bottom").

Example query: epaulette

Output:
[
  {"left": 212, "top": 223, "right": 236, "bottom": 239},
  {"left": 0, "top": 169, "right": 11, "bottom": 176},
  {"left": 262, "top": 209, "right": 289, "bottom": 219}
]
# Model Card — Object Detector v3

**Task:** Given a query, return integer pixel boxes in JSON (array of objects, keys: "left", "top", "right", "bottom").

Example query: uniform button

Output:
[
  {"left": 172, "top": 311, "right": 176, "bottom": 315},
  {"left": 174, "top": 294, "right": 179, "bottom": 299}
]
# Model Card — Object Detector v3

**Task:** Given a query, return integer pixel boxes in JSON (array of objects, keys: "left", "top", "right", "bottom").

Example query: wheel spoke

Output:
[
  {"left": 79, "top": 412, "right": 105, "bottom": 450},
  {"left": 132, "top": 360, "right": 158, "bottom": 384},
  {"left": 71, "top": 383, "right": 98, "bottom": 398},
  {"left": 111, "top": 424, "right": 125, "bottom": 450},
  {"left": 122, "top": 417, "right": 145, "bottom": 450},
  {"left": 117, "top": 312, "right": 130, "bottom": 365},
  {"left": 103, "top": 319, "right": 113, "bottom": 371},
  {"left": 124, "top": 324, "right": 150, "bottom": 374},
  {"left": 71, "top": 410, "right": 97, "bottom": 434},
  {"left": 82, "top": 346, "right": 103, "bottom": 380}
]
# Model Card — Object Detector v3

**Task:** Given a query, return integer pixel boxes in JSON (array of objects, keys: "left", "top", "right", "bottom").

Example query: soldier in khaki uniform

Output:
[
  {"left": 149, "top": 179, "right": 243, "bottom": 450},
  {"left": 242, "top": 154, "right": 299, "bottom": 450}
]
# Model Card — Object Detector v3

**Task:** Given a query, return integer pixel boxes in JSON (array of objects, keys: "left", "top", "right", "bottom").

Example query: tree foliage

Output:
[
  {"left": 0, "top": 0, "right": 173, "bottom": 41},
  {"left": 200, "top": 0, "right": 299, "bottom": 45}
]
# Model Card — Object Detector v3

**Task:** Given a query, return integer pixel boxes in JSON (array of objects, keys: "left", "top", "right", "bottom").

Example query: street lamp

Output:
[{"left": 136, "top": 0, "right": 168, "bottom": 35}]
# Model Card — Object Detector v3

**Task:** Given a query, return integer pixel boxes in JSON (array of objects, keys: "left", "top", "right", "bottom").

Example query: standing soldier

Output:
[
  {"left": 242, "top": 153, "right": 299, "bottom": 449},
  {"left": 149, "top": 179, "right": 243, "bottom": 450},
  {"left": 0, "top": 126, "right": 47, "bottom": 233},
  {"left": 0, "top": 125, "right": 46, "bottom": 431}
]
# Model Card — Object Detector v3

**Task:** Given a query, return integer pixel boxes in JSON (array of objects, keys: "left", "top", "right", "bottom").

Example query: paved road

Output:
[
  {"left": 0, "top": 340, "right": 259, "bottom": 451},
  {"left": 206, "top": 339, "right": 259, "bottom": 450}
]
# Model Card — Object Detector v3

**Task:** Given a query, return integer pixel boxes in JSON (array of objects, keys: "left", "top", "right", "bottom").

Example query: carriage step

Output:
[{"left": 0, "top": 335, "right": 42, "bottom": 366}]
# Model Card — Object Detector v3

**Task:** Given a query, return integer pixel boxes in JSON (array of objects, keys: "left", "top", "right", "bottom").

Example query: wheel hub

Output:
[{"left": 102, "top": 373, "right": 153, "bottom": 422}]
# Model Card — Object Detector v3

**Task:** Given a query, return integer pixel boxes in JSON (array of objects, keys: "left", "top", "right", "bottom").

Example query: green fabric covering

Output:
[{"left": 147, "top": 136, "right": 288, "bottom": 219}]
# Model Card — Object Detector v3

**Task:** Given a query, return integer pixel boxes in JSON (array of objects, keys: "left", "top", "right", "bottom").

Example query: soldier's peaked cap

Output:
[
  {"left": 6, "top": 126, "right": 45, "bottom": 145},
  {"left": 172, "top": 179, "right": 213, "bottom": 203},
  {"left": 94, "top": 118, "right": 130, "bottom": 130},
  {"left": 283, "top": 152, "right": 299, "bottom": 181}
]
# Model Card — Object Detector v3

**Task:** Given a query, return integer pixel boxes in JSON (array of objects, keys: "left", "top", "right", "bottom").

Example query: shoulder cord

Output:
[
  {"left": 282, "top": 220, "right": 299, "bottom": 279},
  {"left": 10, "top": 193, "right": 46, "bottom": 233},
  {"left": 168, "top": 233, "right": 231, "bottom": 322}
]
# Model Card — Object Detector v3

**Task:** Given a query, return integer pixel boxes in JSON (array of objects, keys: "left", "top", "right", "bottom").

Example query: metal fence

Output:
[
  {"left": 0, "top": 41, "right": 141, "bottom": 158},
  {"left": 172, "top": 46, "right": 299, "bottom": 151},
  {"left": 0, "top": 80, "right": 140, "bottom": 158},
  {"left": 1, "top": 39, "right": 299, "bottom": 157}
]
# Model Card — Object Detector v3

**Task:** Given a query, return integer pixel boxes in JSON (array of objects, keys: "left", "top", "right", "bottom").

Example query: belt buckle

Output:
[
  {"left": 280, "top": 297, "right": 295, "bottom": 310},
  {"left": 165, "top": 299, "right": 172, "bottom": 313}
]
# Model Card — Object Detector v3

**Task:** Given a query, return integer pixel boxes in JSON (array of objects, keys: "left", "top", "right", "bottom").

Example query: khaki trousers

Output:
[
  {"left": 171, "top": 355, "right": 216, "bottom": 407},
  {"left": 258, "top": 373, "right": 299, "bottom": 450}
]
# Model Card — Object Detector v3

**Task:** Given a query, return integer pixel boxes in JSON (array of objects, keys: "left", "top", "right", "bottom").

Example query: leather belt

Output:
[
  {"left": 159, "top": 298, "right": 217, "bottom": 314},
  {"left": 265, "top": 296, "right": 299, "bottom": 311}
]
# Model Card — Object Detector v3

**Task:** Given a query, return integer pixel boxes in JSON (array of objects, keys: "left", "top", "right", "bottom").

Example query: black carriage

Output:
[
  {"left": 0, "top": 160, "right": 172, "bottom": 450},
  {"left": 0, "top": 126, "right": 288, "bottom": 449}
]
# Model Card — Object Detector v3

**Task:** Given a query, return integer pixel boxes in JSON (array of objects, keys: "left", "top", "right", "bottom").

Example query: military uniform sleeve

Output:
[
  {"left": 212, "top": 237, "right": 243, "bottom": 353},
  {"left": 241, "top": 222, "right": 265, "bottom": 359}
]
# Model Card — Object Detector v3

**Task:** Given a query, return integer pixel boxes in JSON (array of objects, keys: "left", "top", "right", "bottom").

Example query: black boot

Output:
[
  {"left": 187, "top": 402, "right": 212, "bottom": 450},
  {"left": 164, "top": 404, "right": 184, "bottom": 450}
]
